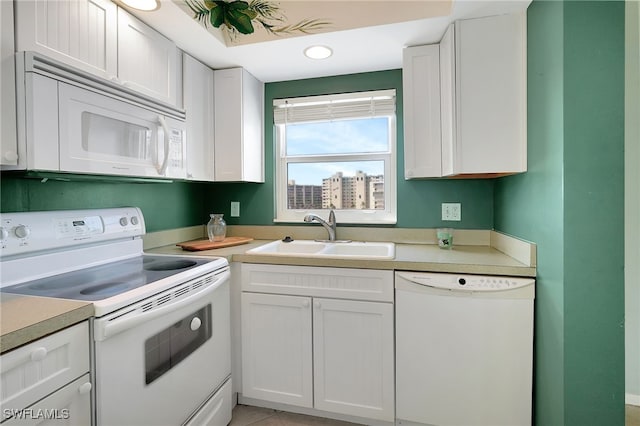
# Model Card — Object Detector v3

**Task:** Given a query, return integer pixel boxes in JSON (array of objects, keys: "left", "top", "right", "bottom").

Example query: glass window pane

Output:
[
  {"left": 286, "top": 117, "right": 389, "bottom": 156},
  {"left": 287, "top": 161, "right": 385, "bottom": 210}
]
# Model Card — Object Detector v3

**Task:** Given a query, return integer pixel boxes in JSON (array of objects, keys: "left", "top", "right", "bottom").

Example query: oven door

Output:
[
  {"left": 58, "top": 81, "right": 186, "bottom": 179},
  {"left": 93, "top": 269, "right": 230, "bottom": 426}
]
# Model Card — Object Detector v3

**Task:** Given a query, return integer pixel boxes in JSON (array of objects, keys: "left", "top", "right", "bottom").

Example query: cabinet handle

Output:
[
  {"left": 30, "top": 347, "right": 47, "bottom": 362},
  {"left": 3, "top": 151, "right": 18, "bottom": 162},
  {"left": 78, "top": 382, "right": 92, "bottom": 395},
  {"left": 302, "top": 300, "right": 310, "bottom": 308},
  {"left": 314, "top": 301, "right": 321, "bottom": 309}
]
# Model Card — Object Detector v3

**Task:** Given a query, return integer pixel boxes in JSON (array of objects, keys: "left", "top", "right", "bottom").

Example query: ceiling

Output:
[{"left": 123, "top": 0, "right": 530, "bottom": 83}]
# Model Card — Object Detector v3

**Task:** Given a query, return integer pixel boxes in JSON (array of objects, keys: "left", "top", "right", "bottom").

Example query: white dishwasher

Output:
[{"left": 395, "top": 271, "right": 534, "bottom": 426}]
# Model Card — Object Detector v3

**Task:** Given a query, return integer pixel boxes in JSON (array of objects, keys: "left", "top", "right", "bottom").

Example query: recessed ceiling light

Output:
[
  {"left": 304, "top": 45, "right": 333, "bottom": 60},
  {"left": 120, "top": 0, "right": 160, "bottom": 11}
]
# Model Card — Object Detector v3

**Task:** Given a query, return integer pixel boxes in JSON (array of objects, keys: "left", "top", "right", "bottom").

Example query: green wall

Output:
[
  {"left": 494, "top": 1, "right": 625, "bottom": 424},
  {"left": 206, "top": 69, "right": 495, "bottom": 229},
  {"left": 0, "top": 176, "right": 207, "bottom": 232},
  {"left": 1, "top": 70, "right": 495, "bottom": 231}
]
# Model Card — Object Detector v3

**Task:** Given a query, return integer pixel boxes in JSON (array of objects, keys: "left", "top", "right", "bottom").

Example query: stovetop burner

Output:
[{"left": 1, "top": 255, "right": 213, "bottom": 302}]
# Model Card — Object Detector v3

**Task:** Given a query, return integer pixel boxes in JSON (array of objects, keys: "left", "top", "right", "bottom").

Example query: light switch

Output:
[{"left": 230, "top": 202, "right": 240, "bottom": 217}]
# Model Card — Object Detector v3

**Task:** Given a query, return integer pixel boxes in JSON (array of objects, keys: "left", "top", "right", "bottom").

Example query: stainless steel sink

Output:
[{"left": 246, "top": 240, "right": 395, "bottom": 260}]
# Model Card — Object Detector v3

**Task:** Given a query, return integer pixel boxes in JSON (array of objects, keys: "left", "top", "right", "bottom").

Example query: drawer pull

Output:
[
  {"left": 79, "top": 382, "right": 92, "bottom": 395},
  {"left": 30, "top": 347, "right": 47, "bottom": 362}
]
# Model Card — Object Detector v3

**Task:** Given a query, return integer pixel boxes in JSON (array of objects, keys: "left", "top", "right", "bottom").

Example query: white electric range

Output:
[{"left": 0, "top": 207, "right": 233, "bottom": 426}]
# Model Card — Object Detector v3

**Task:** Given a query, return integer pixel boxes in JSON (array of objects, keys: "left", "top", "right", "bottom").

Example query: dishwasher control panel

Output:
[{"left": 395, "top": 271, "right": 534, "bottom": 292}]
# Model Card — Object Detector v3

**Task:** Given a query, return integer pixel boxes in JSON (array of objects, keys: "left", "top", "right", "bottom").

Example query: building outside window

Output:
[{"left": 274, "top": 89, "right": 397, "bottom": 224}]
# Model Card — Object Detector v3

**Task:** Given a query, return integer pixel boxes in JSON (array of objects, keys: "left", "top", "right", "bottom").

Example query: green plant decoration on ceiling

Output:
[{"left": 185, "top": 0, "right": 330, "bottom": 38}]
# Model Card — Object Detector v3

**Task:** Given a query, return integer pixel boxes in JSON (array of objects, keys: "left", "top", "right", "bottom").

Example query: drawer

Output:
[
  {"left": 1, "top": 322, "right": 90, "bottom": 420},
  {"left": 184, "top": 378, "right": 232, "bottom": 426},
  {"left": 2, "top": 374, "right": 92, "bottom": 425},
  {"left": 241, "top": 264, "right": 394, "bottom": 302}
]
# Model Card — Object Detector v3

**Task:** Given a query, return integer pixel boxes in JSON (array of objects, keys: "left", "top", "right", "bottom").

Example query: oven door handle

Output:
[{"left": 96, "top": 270, "right": 230, "bottom": 341}]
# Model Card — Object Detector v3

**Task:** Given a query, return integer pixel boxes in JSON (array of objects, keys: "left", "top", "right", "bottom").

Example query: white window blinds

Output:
[{"left": 273, "top": 89, "right": 396, "bottom": 124}]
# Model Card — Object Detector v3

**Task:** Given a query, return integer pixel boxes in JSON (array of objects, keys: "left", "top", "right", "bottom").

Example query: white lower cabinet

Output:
[
  {"left": 312, "top": 298, "right": 394, "bottom": 420},
  {"left": 240, "top": 264, "right": 394, "bottom": 423},
  {"left": 3, "top": 374, "right": 92, "bottom": 426},
  {"left": 241, "top": 292, "right": 313, "bottom": 407},
  {"left": 0, "top": 322, "right": 91, "bottom": 425}
]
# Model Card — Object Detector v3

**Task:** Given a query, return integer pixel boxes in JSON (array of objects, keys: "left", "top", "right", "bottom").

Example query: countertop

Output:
[
  {"left": 149, "top": 239, "right": 536, "bottom": 278},
  {"left": 0, "top": 229, "right": 535, "bottom": 354},
  {"left": 0, "top": 294, "right": 93, "bottom": 354}
]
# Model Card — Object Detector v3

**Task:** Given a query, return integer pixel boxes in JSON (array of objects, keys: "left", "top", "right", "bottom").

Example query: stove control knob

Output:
[
  {"left": 119, "top": 217, "right": 129, "bottom": 226},
  {"left": 14, "top": 225, "right": 30, "bottom": 239},
  {"left": 131, "top": 216, "right": 139, "bottom": 226},
  {"left": 0, "top": 227, "right": 8, "bottom": 241}
]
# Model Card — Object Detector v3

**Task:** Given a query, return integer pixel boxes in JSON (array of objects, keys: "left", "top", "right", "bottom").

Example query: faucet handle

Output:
[{"left": 328, "top": 209, "right": 336, "bottom": 224}]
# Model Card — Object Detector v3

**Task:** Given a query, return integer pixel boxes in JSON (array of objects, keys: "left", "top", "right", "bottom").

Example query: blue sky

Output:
[{"left": 285, "top": 117, "right": 388, "bottom": 185}]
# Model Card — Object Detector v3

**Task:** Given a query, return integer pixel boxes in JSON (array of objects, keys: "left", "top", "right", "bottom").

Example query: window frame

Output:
[{"left": 273, "top": 90, "right": 397, "bottom": 224}]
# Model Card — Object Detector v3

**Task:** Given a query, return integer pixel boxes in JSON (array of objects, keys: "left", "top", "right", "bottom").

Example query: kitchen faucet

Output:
[{"left": 303, "top": 210, "right": 337, "bottom": 241}]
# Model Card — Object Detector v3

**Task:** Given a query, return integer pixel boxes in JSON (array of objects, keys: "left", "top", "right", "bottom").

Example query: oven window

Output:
[{"left": 144, "top": 305, "right": 212, "bottom": 385}]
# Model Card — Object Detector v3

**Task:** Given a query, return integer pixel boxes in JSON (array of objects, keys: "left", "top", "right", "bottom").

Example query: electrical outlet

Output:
[
  {"left": 442, "top": 203, "right": 461, "bottom": 221},
  {"left": 230, "top": 201, "right": 240, "bottom": 217}
]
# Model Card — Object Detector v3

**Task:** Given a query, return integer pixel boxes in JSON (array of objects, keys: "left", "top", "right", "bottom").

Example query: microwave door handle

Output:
[{"left": 156, "top": 116, "right": 170, "bottom": 176}]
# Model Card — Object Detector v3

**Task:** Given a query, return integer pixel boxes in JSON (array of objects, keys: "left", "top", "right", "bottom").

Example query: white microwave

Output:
[{"left": 11, "top": 52, "right": 186, "bottom": 179}]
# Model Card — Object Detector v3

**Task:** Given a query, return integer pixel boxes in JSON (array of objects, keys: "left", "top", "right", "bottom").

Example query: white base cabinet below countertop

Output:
[
  {"left": 239, "top": 264, "right": 395, "bottom": 424},
  {"left": 0, "top": 322, "right": 91, "bottom": 425}
]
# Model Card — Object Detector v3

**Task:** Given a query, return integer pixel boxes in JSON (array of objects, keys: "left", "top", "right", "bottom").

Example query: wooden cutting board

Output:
[{"left": 176, "top": 236, "right": 254, "bottom": 251}]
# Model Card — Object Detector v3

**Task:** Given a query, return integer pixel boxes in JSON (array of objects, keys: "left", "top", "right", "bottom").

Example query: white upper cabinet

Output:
[
  {"left": 14, "top": 0, "right": 118, "bottom": 80},
  {"left": 117, "top": 8, "right": 179, "bottom": 106},
  {"left": 14, "top": 0, "right": 180, "bottom": 107},
  {"left": 214, "top": 68, "right": 264, "bottom": 183},
  {"left": 1, "top": 0, "right": 17, "bottom": 166},
  {"left": 403, "top": 44, "right": 441, "bottom": 179},
  {"left": 183, "top": 54, "right": 215, "bottom": 181},
  {"left": 404, "top": 11, "right": 527, "bottom": 178}
]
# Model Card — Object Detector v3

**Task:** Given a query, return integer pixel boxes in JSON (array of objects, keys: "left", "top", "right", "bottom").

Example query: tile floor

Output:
[
  {"left": 230, "top": 405, "right": 362, "bottom": 426},
  {"left": 628, "top": 404, "right": 640, "bottom": 426},
  {"left": 231, "top": 404, "right": 640, "bottom": 426}
]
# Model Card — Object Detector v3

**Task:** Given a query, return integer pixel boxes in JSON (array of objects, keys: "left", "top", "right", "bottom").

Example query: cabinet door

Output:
[
  {"left": 3, "top": 374, "right": 92, "bottom": 426},
  {"left": 14, "top": 0, "right": 117, "bottom": 80},
  {"left": 214, "top": 68, "right": 264, "bottom": 182},
  {"left": 0, "top": 0, "right": 17, "bottom": 166},
  {"left": 117, "top": 8, "right": 179, "bottom": 106},
  {"left": 183, "top": 54, "right": 214, "bottom": 181},
  {"left": 402, "top": 44, "right": 442, "bottom": 179},
  {"left": 313, "top": 298, "right": 395, "bottom": 421},
  {"left": 241, "top": 292, "right": 313, "bottom": 407},
  {"left": 439, "top": 24, "right": 456, "bottom": 177},
  {"left": 453, "top": 12, "right": 527, "bottom": 174},
  {"left": 1, "top": 322, "right": 90, "bottom": 421}
]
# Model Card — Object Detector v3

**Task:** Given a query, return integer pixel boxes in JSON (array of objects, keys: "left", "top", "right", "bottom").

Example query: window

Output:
[{"left": 274, "top": 90, "right": 396, "bottom": 224}]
